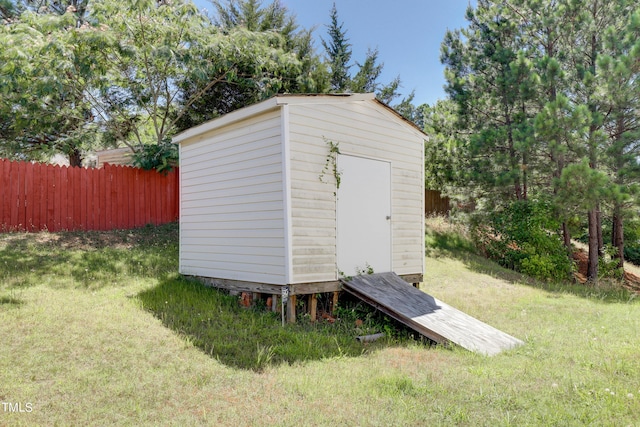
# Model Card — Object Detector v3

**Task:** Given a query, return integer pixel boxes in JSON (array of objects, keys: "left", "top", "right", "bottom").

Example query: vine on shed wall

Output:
[{"left": 319, "top": 138, "right": 342, "bottom": 191}]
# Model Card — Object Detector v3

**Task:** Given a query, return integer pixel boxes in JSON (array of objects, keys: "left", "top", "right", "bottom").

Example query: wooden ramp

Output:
[{"left": 341, "top": 272, "right": 523, "bottom": 356}]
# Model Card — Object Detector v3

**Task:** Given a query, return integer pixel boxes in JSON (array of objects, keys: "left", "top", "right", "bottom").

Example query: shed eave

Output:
[
  {"left": 172, "top": 92, "right": 428, "bottom": 144},
  {"left": 275, "top": 92, "right": 376, "bottom": 105},
  {"left": 172, "top": 97, "right": 280, "bottom": 144},
  {"left": 373, "top": 98, "right": 429, "bottom": 141}
]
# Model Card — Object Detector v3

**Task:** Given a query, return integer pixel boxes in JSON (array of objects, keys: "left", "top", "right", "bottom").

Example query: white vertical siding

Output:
[
  {"left": 287, "top": 100, "right": 425, "bottom": 283},
  {"left": 179, "top": 109, "right": 287, "bottom": 284}
]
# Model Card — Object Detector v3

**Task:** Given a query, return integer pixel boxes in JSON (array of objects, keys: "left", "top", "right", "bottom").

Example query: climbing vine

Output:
[{"left": 319, "top": 138, "right": 342, "bottom": 189}]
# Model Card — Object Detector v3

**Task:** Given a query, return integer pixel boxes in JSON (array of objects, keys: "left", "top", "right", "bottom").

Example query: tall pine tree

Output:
[
  {"left": 441, "top": 1, "right": 537, "bottom": 204},
  {"left": 321, "top": 2, "right": 352, "bottom": 92},
  {"left": 597, "top": 7, "right": 640, "bottom": 269}
]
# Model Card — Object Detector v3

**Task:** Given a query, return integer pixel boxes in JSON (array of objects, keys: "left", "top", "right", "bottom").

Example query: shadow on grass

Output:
[
  {"left": 0, "top": 295, "right": 23, "bottom": 306},
  {"left": 0, "top": 223, "right": 178, "bottom": 290},
  {"left": 426, "top": 230, "right": 636, "bottom": 304},
  {"left": 137, "top": 275, "right": 421, "bottom": 371}
]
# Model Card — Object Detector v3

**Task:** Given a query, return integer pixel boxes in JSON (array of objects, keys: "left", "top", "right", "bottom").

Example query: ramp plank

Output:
[{"left": 341, "top": 272, "right": 523, "bottom": 356}]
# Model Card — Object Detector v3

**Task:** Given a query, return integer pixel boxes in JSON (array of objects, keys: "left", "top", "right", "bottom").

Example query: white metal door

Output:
[{"left": 337, "top": 154, "right": 391, "bottom": 276}]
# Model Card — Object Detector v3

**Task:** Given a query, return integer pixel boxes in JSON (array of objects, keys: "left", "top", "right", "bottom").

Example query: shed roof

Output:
[{"left": 172, "top": 93, "right": 427, "bottom": 144}]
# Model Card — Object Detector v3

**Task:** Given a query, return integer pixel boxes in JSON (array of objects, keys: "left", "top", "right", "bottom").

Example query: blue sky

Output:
[{"left": 194, "top": 1, "right": 473, "bottom": 106}]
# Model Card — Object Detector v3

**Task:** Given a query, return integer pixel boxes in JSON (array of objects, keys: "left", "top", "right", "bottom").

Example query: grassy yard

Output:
[{"left": 1, "top": 221, "right": 639, "bottom": 426}]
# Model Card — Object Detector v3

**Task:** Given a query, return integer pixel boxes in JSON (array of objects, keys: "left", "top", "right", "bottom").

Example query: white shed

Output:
[{"left": 173, "top": 93, "right": 426, "bottom": 316}]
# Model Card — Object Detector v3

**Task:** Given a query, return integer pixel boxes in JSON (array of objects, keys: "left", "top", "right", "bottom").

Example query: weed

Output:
[{"left": 319, "top": 138, "right": 342, "bottom": 190}]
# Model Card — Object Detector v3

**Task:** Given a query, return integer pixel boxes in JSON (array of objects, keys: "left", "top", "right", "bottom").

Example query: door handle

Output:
[{"left": 386, "top": 216, "right": 391, "bottom": 220}]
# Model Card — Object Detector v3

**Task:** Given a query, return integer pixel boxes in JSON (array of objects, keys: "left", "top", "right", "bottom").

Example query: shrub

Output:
[
  {"left": 132, "top": 141, "right": 178, "bottom": 173},
  {"left": 471, "top": 200, "right": 574, "bottom": 282},
  {"left": 624, "top": 246, "right": 640, "bottom": 266},
  {"left": 599, "top": 244, "right": 624, "bottom": 279}
]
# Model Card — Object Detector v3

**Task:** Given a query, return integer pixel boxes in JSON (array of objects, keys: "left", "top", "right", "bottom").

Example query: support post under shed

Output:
[
  {"left": 309, "top": 294, "right": 317, "bottom": 322},
  {"left": 287, "top": 295, "right": 297, "bottom": 323}
]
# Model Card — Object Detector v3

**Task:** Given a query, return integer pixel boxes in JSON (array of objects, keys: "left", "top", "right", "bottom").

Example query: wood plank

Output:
[
  {"left": 289, "top": 280, "right": 341, "bottom": 295},
  {"left": 309, "top": 294, "right": 317, "bottom": 322},
  {"left": 126, "top": 168, "right": 137, "bottom": 228},
  {"left": 342, "top": 272, "right": 523, "bottom": 356},
  {"left": 79, "top": 166, "right": 87, "bottom": 230},
  {"left": 59, "top": 166, "right": 68, "bottom": 231},
  {"left": 399, "top": 273, "right": 423, "bottom": 284},
  {"left": 133, "top": 168, "right": 142, "bottom": 227},
  {"left": 24, "top": 161, "right": 34, "bottom": 231},
  {"left": 151, "top": 168, "right": 158, "bottom": 225},
  {"left": 287, "top": 295, "right": 297, "bottom": 323},
  {"left": 9, "top": 160, "right": 19, "bottom": 229},
  {"left": 54, "top": 165, "right": 62, "bottom": 231},
  {"left": 117, "top": 166, "right": 126, "bottom": 228},
  {"left": 0, "top": 160, "right": 5, "bottom": 228},
  {"left": 16, "top": 161, "right": 27, "bottom": 230},
  {"left": 196, "top": 276, "right": 286, "bottom": 295},
  {"left": 28, "top": 162, "right": 40, "bottom": 231},
  {"left": 71, "top": 166, "right": 81, "bottom": 230},
  {"left": 46, "top": 166, "right": 56, "bottom": 232}
]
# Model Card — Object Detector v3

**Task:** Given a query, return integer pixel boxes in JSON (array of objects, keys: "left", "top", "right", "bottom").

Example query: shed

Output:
[{"left": 173, "top": 93, "right": 426, "bottom": 320}]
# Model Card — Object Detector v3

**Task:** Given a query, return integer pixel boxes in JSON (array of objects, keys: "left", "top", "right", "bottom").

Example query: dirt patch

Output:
[
  {"left": 623, "top": 271, "right": 640, "bottom": 294},
  {"left": 572, "top": 248, "right": 640, "bottom": 293}
]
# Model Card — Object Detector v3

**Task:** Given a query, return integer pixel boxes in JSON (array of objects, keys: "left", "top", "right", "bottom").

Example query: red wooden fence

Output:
[{"left": 0, "top": 159, "right": 179, "bottom": 232}]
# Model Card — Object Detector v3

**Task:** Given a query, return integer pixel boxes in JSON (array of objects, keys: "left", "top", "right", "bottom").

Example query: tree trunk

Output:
[
  {"left": 596, "top": 205, "right": 603, "bottom": 257},
  {"left": 612, "top": 205, "right": 624, "bottom": 270},
  {"left": 68, "top": 149, "right": 82, "bottom": 168},
  {"left": 611, "top": 117, "right": 626, "bottom": 270},
  {"left": 506, "top": 116, "right": 523, "bottom": 201},
  {"left": 585, "top": 0, "right": 601, "bottom": 284},
  {"left": 562, "top": 221, "right": 571, "bottom": 252},
  {"left": 587, "top": 209, "right": 599, "bottom": 282}
]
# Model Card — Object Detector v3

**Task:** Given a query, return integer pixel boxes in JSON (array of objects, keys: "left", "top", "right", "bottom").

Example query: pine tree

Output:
[
  {"left": 567, "top": 0, "right": 632, "bottom": 281},
  {"left": 506, "top": 0, "right": 586, "bottom": 251},
  {"left": 441, "top": 1, "right": 537, "bottom": 204},
  {"left": 321, "top": 2, "right": 352, "bottom": 92},
  {"left": 597, "top": 8, "right": 640, "bottom": 269},
  {"left": 350, "top": 48, "right": 383, "bottom": 93}
]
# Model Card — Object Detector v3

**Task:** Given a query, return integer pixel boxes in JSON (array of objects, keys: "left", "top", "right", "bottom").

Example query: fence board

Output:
[
  {"left": 28, "top": 163, "right": 42, "bottom": 231},
  {"left": 150, "top": 170, "right": 158, "bottom": 225},
  {"left": 109, "top": 165, "right": 117, "bottom": 229},
  {"left": 98, "top": 167, "right": 103, "bottom": 230},
  {"left": 138, "top": 169, "right": 149, "bottom": 224},
  {"left": 0, "top": 159, "right": 179, "bottom": 233},
  {"left": 425, "top": 189, "right": 450, "bottom": 215},
  {"left": 54, "top": 166, "right": 62, "bottom": 230},
  {"left": 0, "top": 160, "right": 4, "bottom": 226},
  {"left": 10, "top": 161, "right": 19, "bottom": 229},
  {"left": 89, "top": 167, "right": 96, "bottom": 230},
  {"left": 40, "top": 165, "right": 47, "bottom": 231},
  {"left": 16, "top": 162, "right": 25, "bottom": 230},
  {"left": 69, "top": 168, "right": 82, "bottom": 230},
  {"left": 156, "top": 172, "right": 162, "bottom": 223},
  {"left": 126, "top": 167, "right": 134, "bottom": 229},
  {"left": 146, "top": 169, "right": 156, "bottom": 224},
  {"left": 102, "top": 165, "right": 113, "bottom": 230},
  {"left": 3, "top": 161, "right": 9, "bottom": 227},
  {"left": 46, "top": 167, "right": 54, "bottom": 231},
  {"left": 60, "top": 166, "right": 68, "bottom": 231}
]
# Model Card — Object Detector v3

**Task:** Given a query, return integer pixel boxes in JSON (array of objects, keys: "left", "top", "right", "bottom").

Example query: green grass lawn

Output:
[{"left": 1, "top": 222, "right": 639, "bottom": 426}]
